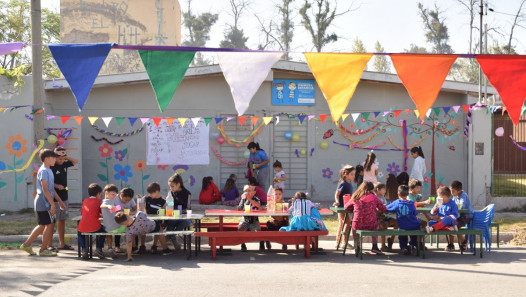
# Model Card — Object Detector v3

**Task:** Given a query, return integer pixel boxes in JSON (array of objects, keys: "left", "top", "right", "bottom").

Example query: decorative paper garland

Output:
[
  {"left": 338, "top": 125, "right": 383, "bottom": 144},
  {"left": 91, "top": 124, "right": 144, "bottom": 137},
  {"left": 332, "top": 140, "right": 390, "bottom": 150},
  {"left": 91, "top": 135, "right": 124, "bottom": 145},
  {"left": 387, "top": 133, "right": 428, "bottom": 150},
  {"left": 211, "top": 145, "right": 248, "bottom": 166},
  {"left": 509, "top": 135, "right": 526, "bottom": 151},
  {"left": 0, "top": 140, "right": 44, "bottom": 175},
  {"left": 217, "top": 122, "right": 265, "bottom": 147},
  {"left": 338, "top": 123, "right": 380, "bottom": 135}
]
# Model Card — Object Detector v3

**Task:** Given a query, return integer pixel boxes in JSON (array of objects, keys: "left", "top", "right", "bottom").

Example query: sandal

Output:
[{"left": 58, "top": 244, "right": 74, "bottom": 250}]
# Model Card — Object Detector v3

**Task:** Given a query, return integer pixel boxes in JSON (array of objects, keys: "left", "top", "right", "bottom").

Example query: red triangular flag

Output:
[
  {"left": 238, "top": 116, "right": 247, "bottom": 126},
  {"left": 152, "top": 117, "right": 162, "bottom": 127},
  {"left": 61, "top": 116, "right": 71, "bottom": 124},
  {"left": 476, "top": 55, "right": 526, "bottom": 125},
  {"left": 73, "top": 116, "right": 83, "bottom": 125},
  {"left": 166, "top": 117, "right": 175, "bottom": 126},
  {"left": 394, "top": 110, "right": 402, "bottom": 118},
  {"left": 319, "top": 114, "right": 328, "bottom": 123},
  {"left": 390, "top": 54, "right": 459, "bottom": 121},
  {"left": 462, "top": 105, "right": 470, "bottom": 114}
]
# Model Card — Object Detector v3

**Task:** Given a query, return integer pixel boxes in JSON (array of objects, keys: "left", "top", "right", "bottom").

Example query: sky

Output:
[{"left": 42, "top": 0, "right": 526, "bottom": 54}]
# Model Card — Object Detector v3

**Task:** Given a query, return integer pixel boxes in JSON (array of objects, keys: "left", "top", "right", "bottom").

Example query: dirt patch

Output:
[{"left": 508, "top": 228, "right": 526, "bottom": 246}]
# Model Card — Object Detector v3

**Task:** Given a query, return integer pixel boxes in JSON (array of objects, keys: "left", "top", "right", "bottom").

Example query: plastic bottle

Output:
[
  {"left": 166, "top": 194, "right": 174, "bottom": 216},
  {"left": 267, "top": 186, "right": 275, "bottom": 212}
]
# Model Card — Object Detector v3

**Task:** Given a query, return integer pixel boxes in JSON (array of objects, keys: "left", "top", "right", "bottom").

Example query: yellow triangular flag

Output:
[
  {"left": 304, "top": 53, "right": 373, "bottom": 121},
  {"left": 73, "top": 116, "right": 83, "bottom": 125},
  {"left": 251, "top": 116, "right": 259, "bottom": 126},
  {"left": 414, "top": 109, "right": 420, "bottom": 119},
  {"left": 88, "top": 117, "right": 99, "bottom": 125},
  {"left": 263, "top": 117, "right": 273, "bottom": 125},
  {"left": 179, "top": 117, "right": 188, "bottom": 127},
  {"left": 341, "top": 113, "right": 349, "bottom": 122}
]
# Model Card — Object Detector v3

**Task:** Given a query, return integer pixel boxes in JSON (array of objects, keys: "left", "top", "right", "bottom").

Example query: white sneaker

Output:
[
  {"left": 425, "top": 226, "right": 433, "bottom": 234},
  {"left": 448, "top": 225, "right": 459, "bottom": 232}
]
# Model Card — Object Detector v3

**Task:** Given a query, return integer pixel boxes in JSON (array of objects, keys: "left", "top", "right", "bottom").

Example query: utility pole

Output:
[
  {"left": 31, "top": 0, "right": 45, "bottom": 157},
  {"left": 478, "top": 1, "right": 485, "bottom": 103}
]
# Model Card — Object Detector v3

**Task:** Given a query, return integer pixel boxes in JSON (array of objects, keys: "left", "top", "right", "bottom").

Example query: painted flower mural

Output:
[
  {"left": 157, "top": 165, "right": 168, "bottom": 170},
  {"left": 134, "top": 159, "right": 146, "bottom": 172},
  {"left": 322, "top": 168, "right": 333, "bottom": 179},
  {"left": 99, "top": 143, "right": 113, "bottom": 158},
  {"left": 114, "top": 149, "right": 126, "bottom": 162},
  {"left": 114, "top": 164, "right": 133, "bottom": 184},
  {"left": 386, "top": 162, "right": 400, "bottom": 176},
  {"left": 6, "top": 134, "right": 27, "bottom": 157}
]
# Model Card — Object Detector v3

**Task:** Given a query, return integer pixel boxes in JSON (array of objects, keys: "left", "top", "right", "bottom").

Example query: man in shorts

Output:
[{"left": 51, "top": 146, "right": 78, "bottom": 250}]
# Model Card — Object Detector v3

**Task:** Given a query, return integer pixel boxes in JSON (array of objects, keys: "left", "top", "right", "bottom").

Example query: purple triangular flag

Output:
[
  {"left": 140, "top": 118, "right": 150, "bottom": 125},
  {"left": 226, "top": 117, "right": 235, "bottom": 121},
  {"left": 308, "top": 115, "right": 316, "bottom": 121},
  {"left": 128, "top": 117, "right": 138, "bottom": 126},
  {"left": 452, "top": 106, "right": 461, "bottom": 113},
  {"left": 48, "top": 43, "right": 112, "bottom": 111},
  {"left": 0, "top": 42, "right": 25, "bottom": 56}
]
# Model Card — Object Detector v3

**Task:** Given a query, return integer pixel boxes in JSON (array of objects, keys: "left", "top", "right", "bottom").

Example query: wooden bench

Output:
[
  {"left": 80, "top": 230, "right": 195, "bottom": 260},
  {"left": 200, "top": 222, "right": 268, "bottom": 232},
  {"left": 355, "top": 229, "right": 484, "bottom": 260},
  {"left": 195, "top": 230, "right": 328, "bottom": 259}
]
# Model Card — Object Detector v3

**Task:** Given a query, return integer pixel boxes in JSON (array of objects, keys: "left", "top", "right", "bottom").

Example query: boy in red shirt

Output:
[{"left": 78, "top": 183, "right": 106, "bottom": 259}]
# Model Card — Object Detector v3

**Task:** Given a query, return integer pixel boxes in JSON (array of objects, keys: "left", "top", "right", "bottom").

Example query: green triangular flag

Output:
[
  {"left": 139, "top": 50, "right": 196, "bottom": 112},
  {"left": 115, "top": 117, "right": 125, "bottom": 126},
  {"left": 362, "top": 112, "right": 370, "bottom": 121},
  {"left": 204, "top": 117, "right": 212, "bottom": 126}
]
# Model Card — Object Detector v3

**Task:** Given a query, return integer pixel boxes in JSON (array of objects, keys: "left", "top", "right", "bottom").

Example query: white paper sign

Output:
[{"left": 146, "top": 119, "right": 209, "bottom": 165}]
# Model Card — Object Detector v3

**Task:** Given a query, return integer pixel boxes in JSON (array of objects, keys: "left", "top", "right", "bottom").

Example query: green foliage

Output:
[
  {"left": 299, "top": 0, "right": 338, "bottom": 52},
  {"left": 351, "top": 37, "right": 366, "bottom": 53},
  {"left": 404, "top": 44, "right": 429, "bottom": 53},
  {"left": 0, "top": 64, "right": 27, "bottom": 89},
  {"left": 220, "top": 27, "right": 249, "bottom": 49},
  {"left": 0, "top": 181, "right": 6, "bottom": 189},
  {"left": 182, "top": 0, "right": 218, "bottom": 65},
  {"left": 143, "top": 174, "right": 151, "bottom": 181},
  {"left": 99, "top": 162, "right": 107, "bottom": 168},
  {"left": 417, "top": 2, "right": 453, "bottom": 54},
  {"left": 372, "top": 41, "right": 390, "bottom": 73},
  {"left": 279, "top": 0, "right": 295, "bottom": 60}
]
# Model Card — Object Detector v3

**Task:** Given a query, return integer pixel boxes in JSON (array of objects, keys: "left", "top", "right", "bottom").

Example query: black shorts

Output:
[
  {"left": 36, "top": 211, "right": 56, "bottom": 226},
  {"left": 153, "top": 221, "right": 161, "bottom": 232}
]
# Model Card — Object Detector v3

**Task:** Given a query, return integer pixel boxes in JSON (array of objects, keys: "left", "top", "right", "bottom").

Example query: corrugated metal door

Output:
[{"left": 272, "top": 115, "right": 309, "bottom": 197}]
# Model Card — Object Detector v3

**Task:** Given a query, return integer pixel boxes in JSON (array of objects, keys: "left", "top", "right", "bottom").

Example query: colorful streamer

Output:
[
  {"left": 509, "top": 135, "right": 526, "bottom": 151},
  {"left": 332, "top": 140, "right": 390, "bottom": 150},
  {"left": 337, "top": 125, "right": 383, "bottom": 144},
  {"left": 403, "top": 120, "right": 408, "bottom": 172},
  {"left": 90, "top": 136, "right": 124, "bottom": 145},
  {"left": 217, "top": 122, "right": 265, "bottom": 147},
  {"left": 338, "top": 123, "right": 380, "bottom": 135},
  {"left": 91, "top": 124, "right": 144, "bottom": 137},
  {"left": 387, "top": 134, "right": 428, "bottom": 150},
  {"left": 0, "top": 140, "right": 44, "bottom": 175},
  {"left": 211, "top": 145, "right": 248, "bottom": 166}
]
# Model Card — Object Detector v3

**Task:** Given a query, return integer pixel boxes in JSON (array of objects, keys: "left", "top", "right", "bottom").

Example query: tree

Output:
[
  {"left": 417, "top": 2, "right": 453, "bottom": 54},
  {"left": 350, "top": 37, "right": 366, "bottom": 53},
  {"left": 0, "top": 0, "right": 60, "bottom": 80},
  {"left": 299, "top": 0, "right": 350, "bottom": 52},
  {"left": 456, "top": 0, "right": 478, "bottom": 54},
  {"left": 255, "top": 0, "right": 295, "bottom": 60},
  {"left": 372, "top": 41, "right": 390, "bottom": 73},
  {"left": 504, "top": 0, "right": 526, "bottom": 55},
  {"left": 220, "top": 0, "right": 251, "bottom": 49},
  {"left": 404, "top": 44, "right": 429, "bottom": 53},
  {"left": 182, "top": 0, "right": 218, "bottom": 65}
]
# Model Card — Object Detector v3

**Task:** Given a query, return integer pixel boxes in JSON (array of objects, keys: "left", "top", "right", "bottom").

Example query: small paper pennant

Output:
[
  {"left": 433, "top": 108, "right": 440, "bottom": 116},
  {"left": 263, "top": 117, "right": 273, "bottom": 125},
  {"left": 191, "top": 117, "right": 201, "bottom": 127},
  {"left": 462, "top": 105, "right": 470, "bottom": 114},
  {"left": 166, "top": 117, "right": 175, "bottom": 126},
  {"left": 60, "top": 116, "right": 71, "bottom": 124},
  {"left": 102, "top": 117, "right": 112, "bottom": 127},
  {"left": 298, "top": 115, "right": 306, "bottom": 124},
  {"left": 214, "top": 117, "right": 224, "bottom": 124},
  {"left": 414, "top": 109, "right": 420, "bottom": 118},
  {"left": 341, "top": 113, "right": 349, "bottom": 122},
  {"left": 251, "top": 116, "right": 260, "bottom": 126},
  {"left": 275, "top": 116, "right": 280, "bottom": 125},
  {"left": 351, "top": 113, "right": 360, "bottom": 122},
  {"left": 308, "top": 115, "right": 316, "bottom": 121},
  {"left": 128, "top": 117, "right": 138, "bottom": 126},
  {"left": 47, "top": 115, "right": 56, "bottom": 120},
  {"left": 443, "top": 106, "right": 451, "bottom": 114},
  {"left": 394, "top": 110, "right": 402, "bottom": 118},
  {"left": 452, "top": 106, "right": 461, "bottom": 113},
  {"left": 115, "top": 117, "right": 125, "bottom": 126},
  {"left": 179, "top": 118, "right": 188, "bottom": 127},
  {"left": 238, "top": 116, "right": 247, "bottom": 126},
  {"left": 373, "top": 111, "right": 381, "bottom": 118},
  {"left": 426, "top": 109, "right": 432, "bottom": 118},
  {"left": 383, "top": 111, "right": 390, "bottom": 116},
  {"left": 226, "top": 117, "right": 235, "bottom": 121},
  {"left": 204, "top": 118, "right": 212, "bottom": 126},
  {"left": 319, "top": 114, "right": 328, "bottom": 123},
  {"left": 404, "top": 109, "right": 412, "bottom": 114},
  {"left": 88, "top": 117, "right": 99, "bottom": 125},
  {"left": 73, "top": 116, "right": 83, "bottom": 125},
  {"left": 152, "top": 117, "right": 162, "bottom": 127},
  {"left": 362, "top": 112, "right": 370, "bottom": 121},
  {"left": 140, "top": 118, "right": 150, "bottom": 125}
]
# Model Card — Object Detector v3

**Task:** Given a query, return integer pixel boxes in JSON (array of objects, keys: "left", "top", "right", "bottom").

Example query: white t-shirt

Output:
[
  {"left": 274, "top": 170, "right": 285, "bottom": 190},
  {"left": 410, "top": 156, "right": 426, "bottom": 182}
]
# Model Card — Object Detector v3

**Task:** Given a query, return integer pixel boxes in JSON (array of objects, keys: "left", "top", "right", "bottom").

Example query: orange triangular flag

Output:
[
  {"left": 319, "top": 114, "right": 328, "bottom": 123},
  {"left": 394, "top": 110, "right": 402, "bottom": 118},
  {"left": 390, "top": 54, "right": 458, "bottom": 121},
  {"left": 166, "top": 117, "right": 175, "bottom": 126},
  {"left": 462, "top": 105, "right": 470, "bottom": 114},
  {"left": 251, "top": 116, "right": 259, "bottom": 126},
  {"left": 60, "top": 116, "right": 71, "bottom": 124},
  {"left": 152, "top": 117, "right": 162, "bottom": 127},
  {"left": 73, "top": 116, "right": 83, "bottom": 125},
  {"left": 476, "top": 55, "right": 526, "bottom": 125},
  {"left": 238, "top": 116, "right": 247, "bottom": 126},
  {"left": 304, "top": 53, "right": 373, "bottom": 121}
]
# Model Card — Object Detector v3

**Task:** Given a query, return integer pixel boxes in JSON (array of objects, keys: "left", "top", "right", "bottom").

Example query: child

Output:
[
  {"left": 100, "top": 184, "right": 125, "bottom": 255},
  {"left": 397, "top": 172, "right": 409, "bottom": 186},
  {"left": 114, "top": 211, "right": 172, "bottom": 261},
  {"left": 363, "top": 151, "right": 378, "bottom": 183},
  {"left": 334, "top": 166, "right": 355, "bottom": 249},
  {"left": 280, "top": 192, "right": 326, "bottom": 231},
  {"left": 408, "top": 178, "right": 431, "bottom": 207},
  {"left": 387, "top": 185, "right": 423, "bottom": 255},
  {"left": 409, "top": 146, "right": 426, "bottom": 183},
  {"left": 20, "top": 149, "right": 65, "bottom": 257},
  {"left": 273, "top": 160, "right": 286, "bottom": 190},
  {"left": 77, "top": 183, "right": 107, "bottom": 259},
  {"left": 248, "top": 177, "right": 266, "bottom": 205},
  {"left": 354, "top": 165, "right": 364, "bottom": 188},
  {"left": 385, "top": 173, "right": 399, "bottom": 201},
  {"left": 450, "top": 180, "right": 474, "bottom": 251},
  {"left": 344, "top": 182, "right": 386, "bottom": 255},
  {"left": 166, "top": 174, "right": 193, "bottom": 250},
  {"left": 265, "top": 186, "right": 289, "bottom": 250},
  {"left": 199, "top": 176, "right": 221, "bottom": 204},
  {"left": 426, "top": 186, "right": 459, "bottom": 252},
  {"left": 247, "top": 142, "right": 270, "bottom": 191},
  {"left": 116, "top": 187, "right": 137, "bottom": 215},
  {"left": 221, "top": 177, "right": 240, "bottom": 206},
  {"left": 375, "top": 182, "right": 398, "bottom": 252},
  {"left": 237, "top": 185, "right": 263, "bottom": 252},
  {"left": 144, "top": 182, "right": 166, "bottom": 253}
]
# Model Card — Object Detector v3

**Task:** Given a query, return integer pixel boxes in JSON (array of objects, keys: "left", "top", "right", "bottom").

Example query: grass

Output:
[
  {"left": 493, "top": 174, "right": 526, "bottom": 197},
  {"left": 0, "top": 217, "right": 78, "bottom": 236}
]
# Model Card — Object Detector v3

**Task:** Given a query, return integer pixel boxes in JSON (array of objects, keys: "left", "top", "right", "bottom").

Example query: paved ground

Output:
[{"left": 1, "top": 241, "right": 525, "bottom": 297}]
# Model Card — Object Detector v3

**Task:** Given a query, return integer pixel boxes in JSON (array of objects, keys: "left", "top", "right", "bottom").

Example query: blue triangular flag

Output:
[
  {"left": 215, "top": 117, "right": 224, "bottom": 124},
  {"left": 48, "top": 43, "right": 113, "bottom": 111},
  {"left": 128, "top": 117, "right": 138, "bottom": 126},
  {"left": 442, "top": 106, "right": 451, "bottom": 114},
  {"left": 374, "top": 112, "right": 381, "bottom": 118},
  {"left": 298, "top": 115, "right": 306, "bottom": 124}
]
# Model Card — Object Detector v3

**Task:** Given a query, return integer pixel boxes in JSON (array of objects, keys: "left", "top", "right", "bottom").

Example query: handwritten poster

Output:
[{"left": 147, "top": 119, "right": 209, "bottom": 165}]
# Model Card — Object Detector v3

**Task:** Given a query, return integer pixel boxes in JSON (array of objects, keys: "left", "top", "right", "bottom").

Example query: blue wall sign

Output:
[{"left": 272, "top": 79, "right": 315, "bottom": 106}]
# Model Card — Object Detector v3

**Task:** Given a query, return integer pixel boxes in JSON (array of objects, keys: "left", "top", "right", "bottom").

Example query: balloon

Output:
[
  {"left": 284, "top": 130, "right": 293, "bottom": 140},
  {"left": 217, "top": 135, "right": 225, "bottom": 144},
  {"left": 244, "top": 150, "right": 251, "bottom": 159},
  {"left": 47, "top": 135, "right": 57, "bottom": 144},
  {"left": 210, "top": 130, "right": 220, "bottom": 139},
  {"left": 495, "top": 127, "right": 504, "bottom": 137},
  {"left": 57, "top": 137, "right": 65, "bottom": 146},
  {"left": 292, "top": 133, "right": 300, "bottom": 142},
  {"left": 320, "top": 141, "right": 329, "bottom": 149},
  {"left": 300, "top": 149, "right": 306, "bottom": 155}
]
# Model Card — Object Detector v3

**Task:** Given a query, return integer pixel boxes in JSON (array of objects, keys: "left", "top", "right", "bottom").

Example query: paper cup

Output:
[
  {"left": 282, "top": 203, "right": 289, "bottom": 212},
  {"left": 276, "top": 203, "right": 283, "bottom": 211},
  {"left": 186, "top": 210, "right": 193, "bottom": 216},
  {"left": 244, "top": 204, "right": 251, "bottom": 213},
  {"left": 157, "top": 209, "right": 165, "bottom": 216},
  {"left": 456, "top": 202, "right": 462, "bottom": 210},
  {"left": 123, "top": 208, "right": 130, "bottom": 215},
  {"left": 436, "top": 197, "right": 443, "bottom": 207},
  {"left": 173, "top": 210, "right": 180, "bottom": 217},
  {"left": 166, "top": 209, "right": 173, "bottom": 216}
]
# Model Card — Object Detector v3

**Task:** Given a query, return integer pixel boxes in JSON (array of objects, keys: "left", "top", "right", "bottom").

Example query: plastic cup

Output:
[
  {"left": 157, "top": 209, "right": 165, "bottom": 216},
  {"left": 178, "top": 205, "right": 183, "bottom": 214},
  {"left": 276, "top": 203, "right": 283, "bottom": 211},
  {"left": 123, "top": 208, "right": 130, "bottom": 215},
  {"left": 436, "top": 197, "right": 443, "bottom": 207},
  {"left": 429, "top": 196, "right": 435, "bottom": 204},
  {"left": 282, "top": 203, "right": 289, "bottom": 212},
  {"left": 456, "top": 202, "right": 462, "bottom": 210},
  {"left": 186, "top": 210, "right": 193, "bottom": 216},
  {"left": 244, "top": 204, "right": 251, "bottom": 213},
  {"left": 173, "top": 210, "right": 180, "bottom": 217},
  {"left": 166, "top": 209, "right": 173, "bottom": 216}
]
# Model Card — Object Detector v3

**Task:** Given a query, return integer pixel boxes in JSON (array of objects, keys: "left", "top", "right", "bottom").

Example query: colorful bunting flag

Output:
[
  {"left": 275, "top": 116, "right": 280, "bottom": 125},
  {"left": 88, "top": 117, "right": 98, "bottom": 125},
  {"left": 191, "top": 117, "right": 201, "bottom": 127},
  {"left": 452, "top": 106, "right": 461, "bottom": 113},
  {"left": 308, "top": 115, "right": 316, "bottom": 121},
  {"left": 304, "top": 53, "right": 373, "bottom": 121},
  {"left": 414, "top": 109, "right": 420, "bottom": 119},
  {"left": 251, "top": 116, "right": 260, "bottom": 126},
  {"left": 204, "top": 118, "right": 212, "bottom": 126},
  {"left": 351, "top": 113, "right": 360, "bottom": 122},
  {"left": 0, "top": 42, "right": 25, "bottom": 56},
  {"left": 394, "top": 110, "right": 402, "bottom": 118},
  {"left": 362, "top": 112, "right": 370, "bottom": 121},
  {"left": 443, "top": 106, "right": 451, "bottom": 114},
  {"left": 115, "top": 117, "right": 125, "bottom": 126},
  {"left": 48, "top": 43, "right": 113, "bottom": 111},
  {"left": 102, "top": 117, "right": 112, "bottom": 127},
  {"left": 462, "top": 105, "right": 470, "bottom": 114},
  {"left": 390, "top": 54, "right": 458, "bottom": 121},
  {"left": 138, "top": 50, "right": 196, "bottom": 112},
  {"left": 373, "top": 111, "right": 381, "bottom": 118},
  {"left": 179, "top": 118, "right": 188, "bottom": 127},
  {"left": 73, "top": 116, "right": 83, "bottom": 125},
  {"left": 341, "top": 113, "right": 349, "bottom": 122},
  {"left": 214, "top": 117, "right": 224, "bottom": 124},
  {"left": 60, "top": 116, "right": 70, "bottom": 124},
  {"left": 140, "top": 118, "right": 150, "bottom": 125},
  {"left": 319, "top": 114, "right": 328, "bottom": 123},
  {"left": 226, "top": 117, "right": 235, "bottom": 121},
  {"left": 383, "top": 111, "right": 390, "bottom": 116},
  {"left": 217, "top": 52, "right": 283, "bottom": 116},
  {"left": 298, "top": 115, "right": 306, "bottom": 124},
  {"left": 263, "top": 117, "right": 273, "bottom": 125},
  {"left": 128, "top": 117, "right": 138, "bottom": 126},
  {"left": 152, "top": 117, "right": 162, "bottom": 127},
  {"left": 476, "top": 55, "right": 526, "bottom": 125},
  {"left": 238, "top": 116, "right": 247, "bottom": 126},
  {"left": 166, "top": 117, "right": 175, "bottom": 126}
]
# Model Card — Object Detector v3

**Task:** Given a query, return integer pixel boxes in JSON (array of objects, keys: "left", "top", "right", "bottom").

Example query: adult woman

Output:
[
  {"left": 247, "top": 142, "right": 270, "bottom": 191},
  {"left": 409, "top": 146, "right": 426, "bottom": 183}
]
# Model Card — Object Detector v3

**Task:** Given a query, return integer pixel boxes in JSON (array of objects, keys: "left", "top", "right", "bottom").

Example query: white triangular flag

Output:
[
  {"left": 191, "top": 117, "right": 201, "bottom": 128},
  {"left": 140, "top": 118, "right": 150, "bottom": 125},
  {"left": 275, "top": 116, "right": 280, "bottom": 125},
  {"left": 426, "top": 108, "right": 432, "bottom": 118},
  {"left": 351, "top": 113, "right": 360, "bottom": 122},
  {"left": 217, "top": 52, "right": 283, "bottom": 116},
  {"left": 102, "top": 117, "right": 112, "bottom": 127}
]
